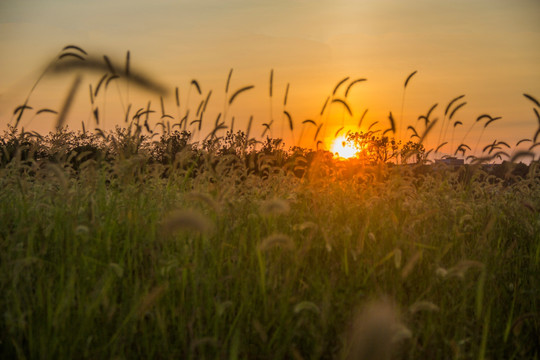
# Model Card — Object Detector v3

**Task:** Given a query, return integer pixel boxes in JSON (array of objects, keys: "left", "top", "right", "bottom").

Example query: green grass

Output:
[
  {"left": 2, "top": 46, "right": 539, "bottom": 358},
  {"left": 1, "top": 153, "right": 538, "bottom": 359}
]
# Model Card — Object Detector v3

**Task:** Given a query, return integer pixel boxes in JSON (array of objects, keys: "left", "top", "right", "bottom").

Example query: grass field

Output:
[
  {"left": 1, "top": 140, "right": 539, "bottom": 359},
  {"left": 1, "top": 47, "right": 539, "bottom": 359}
]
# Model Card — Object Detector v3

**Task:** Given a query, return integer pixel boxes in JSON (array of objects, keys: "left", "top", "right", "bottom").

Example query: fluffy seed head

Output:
[
  {"left": 409, "top": 301, "right": 440, "bottom": 314},
  {"left": 161, "top": 209, "right": 214, "bottom": 235},
  {"left": 259, "top": 198, "right": 290, "bottom": 216},
  {"left": 258, "top": 233, "right": 295, "bottom": 251},
  {"left": 344, "top": 299, "right": 411, "bottom": 360},
  {"left": 185, "top": 191, "right": 219, "bottom": 212}
]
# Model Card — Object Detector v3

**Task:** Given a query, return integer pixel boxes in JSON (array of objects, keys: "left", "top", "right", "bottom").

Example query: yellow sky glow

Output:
[
  {"left": 1, "top": 0, "right": 539, "bottom": 157},
  {"left": 331, "top": 135, "right": 357, "bottom": 159}
]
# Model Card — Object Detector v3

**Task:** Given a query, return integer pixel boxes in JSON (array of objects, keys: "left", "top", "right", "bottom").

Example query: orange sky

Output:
[{"left": 1, "top": 0, "right": 539, "bottom": 157}]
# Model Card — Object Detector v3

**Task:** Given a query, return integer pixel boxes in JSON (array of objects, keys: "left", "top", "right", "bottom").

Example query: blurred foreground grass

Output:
[{"left": 0, "top": 149, "right": 538, "bottom": 359}]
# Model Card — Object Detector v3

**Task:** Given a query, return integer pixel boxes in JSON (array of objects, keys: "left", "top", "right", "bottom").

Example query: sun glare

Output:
[{"left": 331, "top": 136, "right": 357, "bottom": 159}]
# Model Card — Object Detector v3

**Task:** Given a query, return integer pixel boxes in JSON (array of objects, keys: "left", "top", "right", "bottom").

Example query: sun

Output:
[{"left": 331, "top": 136, "right": 357, "bottom": 159}]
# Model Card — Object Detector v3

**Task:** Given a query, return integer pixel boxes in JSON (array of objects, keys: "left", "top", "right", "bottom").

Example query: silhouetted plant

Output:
[
  {"left": 400, "top": 141, "right": 426, "bottom": 164},
  {"left": 346, "top": 131, "right": 400, "bottom": 164}
]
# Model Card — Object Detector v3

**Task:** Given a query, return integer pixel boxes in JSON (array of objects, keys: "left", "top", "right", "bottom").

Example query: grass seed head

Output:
[
  {"left": 137, "top": 284, "right": 168, "bottom": 318},
  {"left": 161, "top": 209, "right": 215, "bottom": 235},
  {"left": 185, "top": 191, "right": 219, "bottom": 212},
  {"left": 345, "top": 299, "right": 411, "bottom": 360},
  {"left": 294, "top": 221, "right": 318, "bottom": 232},
  {"left": 446, "top": 260, "right": 484, "bottom": 279},
  {"left": 75, "top": 225, "right": 89, "bottom": 236},
  {"left": 293, "top": 301, "right": 321, "bottom": 315},
  {"left": 258, "top": 233, "right": 295, "bottom": 251},
  {"left": 47, "top": 163, "right": 68, "bottom": 190},
  {"left": 259, "top": 198, "right": 290, "bottom": 216},
  {"left": 401, "top": 251, "right": 422, "bottom": 279},
  {"left": 436, "top": 267, "right": 448, "bottom": 278},
  {"left": 409, "top": 301, "right": 440, "bottom": 314}
]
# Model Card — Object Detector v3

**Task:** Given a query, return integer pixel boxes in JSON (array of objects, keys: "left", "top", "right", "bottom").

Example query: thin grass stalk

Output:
[
  {"left": 269, "top": 70, "right": 274, "bottom": 127},
  {"left": 56, "top": 74, "right": 82, "bottom": 130},
  {"left": 280, "top": 83, "right": 289, "bottom": 140},
  {"left": 224, "top": 68, "right": 233, "bottom": 126},
  {"left": 443, "top": 102, "right": 467, "bottom": 148},
  {"left": 400, "top": 71, "right": 417, "bottom": 151}
]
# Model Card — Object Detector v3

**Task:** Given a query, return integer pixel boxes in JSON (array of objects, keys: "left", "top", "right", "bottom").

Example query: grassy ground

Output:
[{"left": 1, "top": 152, "right": 539, "bottom": 359}]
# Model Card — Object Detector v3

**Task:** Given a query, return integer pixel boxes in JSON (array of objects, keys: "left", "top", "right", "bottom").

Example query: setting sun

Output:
[{"left": 331, "top": 136, "right": 357, "bottom": 159}]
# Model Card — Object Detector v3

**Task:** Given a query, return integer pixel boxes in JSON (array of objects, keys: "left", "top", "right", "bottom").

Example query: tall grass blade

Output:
[
  {"left": 358, "top": 109, "right": 368, "bottom": 128},
  {"left": 435, "top": 142, "right": 448, "bottom": 153},
  {"left": 94, "top": 74, "right": 108, "bottom": 97},
  {"left": 195, "top": 100, "right": 204, "bottom": 117},
  {"left": 284, "top": 110, "right": 294, "bottom": 131},
  {"left": 449, "top": 102, "right": 467, "bottom": 120},
  {"left": 160, "top": 96, "right": 165, "bottom": 117},
  {"left": 445, "top": 95, "right": 466, "bottom": 116},
  {"left": 93, "top": 108, "right": 99, "bottom": 125},
  {"left": 226, "top": 68, "right": 233, "bottom": 94},
  {"left": 124, "top": 104, "right": 131, "bottom": 123},
  {"left": 511, "top": 151, "right": 535, "bottom": 162},
  {"left": 59, "top": 53, "right": 85, "bottom": 61},
  {"left": 484, "top": 117, "right": 501, "bottom": 128},
  {"left": 407, "top": 125, "right": 419, "bottom": 139},
  {"left": 36, "top": 108, "right": 58, "bottom": 115},
  {"left": 52, "top": 56, "right": 168, "bottom": 94},
  {"left": 13, "top": 104, "right": 33, "bottom": 117},
  {"left": 56, "top": 74, "right": 82, "bottom": 130},
  {"left": 477, "top": 114, "right": 492, "bottom": 122},
  {"left": 62, "top": 45, "right": 87, "bottom": 55},
  {"left": 368, "top": 121, "right": 379, "bottom": 131},
  {"left": 418, "top": 103, "right": 438, "bottom": 125},
  {"left": 418, "top": 118, "right": 438, "bottom": 145},
  {"left": 523, "top": 93, "right": 540, "bottom": 108},
  {"left": 191, "top": 80, "right": 202, "bottom": 95},
  {"left": 314, "top": 123, "right": 323, "bottom": 141},
  {"left": 229, "top": 85, "right": 254, "bottom": 105},
  {"left": 89, "top": 84, "right": 94, "bottom": 105},
  {"left": 261, "top": 122, "right": 271, "bottom": 137},
  {"left": 404, "top": 70, "right": 417, "bottom": 89},
  {"left": 125, "top": 51, "right": 130, "bottom": 76},
  {"left": 103, "top": 55, "right": 116, "bottom": 75},
  {"left": 320, "top": 96, "right": 330, "bottom": 116},
  {"left": 105, "top": 75, "right": 119, "bottom": 89},
  {"left": 244, "top": 116, "right": 253, "bottom": 152},
  {"left": 332, "top": 99, "right": 353, "bottom": 116},
  {"left": 332, "top": 76, "right": 349, "bottom": 96},
  {"left": 202, "top": 91, "right": 212, "bottom": 114},
  {"left": 269, "top": 69, "right": 273, "bottom": 98},
  {"left": 345, "top": 78, "right": 366, "bottom": 98},
  {"left": 388, "top": 112, "right": 396, "bottom": 134},
  {"left": 455, "top": 143, "right": 471, "bottom": 156}
]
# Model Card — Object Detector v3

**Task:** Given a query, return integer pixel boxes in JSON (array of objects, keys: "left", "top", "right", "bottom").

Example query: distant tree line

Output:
[{"left": 0, "top": 126, "right": 532, "bottom": 183}]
